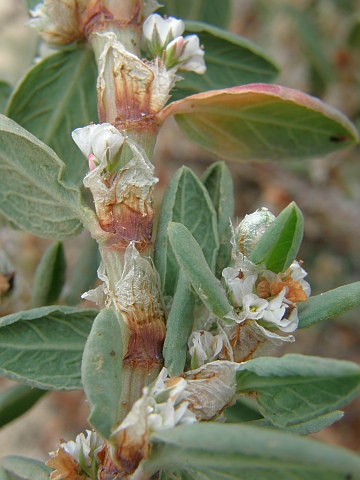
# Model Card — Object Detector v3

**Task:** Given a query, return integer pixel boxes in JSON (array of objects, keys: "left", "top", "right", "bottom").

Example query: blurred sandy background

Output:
[{"left": 0, "top": 0, "right": 359, "bottom": 463}]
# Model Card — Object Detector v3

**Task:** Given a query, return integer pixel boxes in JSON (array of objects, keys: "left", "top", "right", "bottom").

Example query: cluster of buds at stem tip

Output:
[
  {"left": 188, "top": 208, "right": 311, "bottom": 367},
  {"left": 142, "top": 14, "right": 206, "bottom": 73}
]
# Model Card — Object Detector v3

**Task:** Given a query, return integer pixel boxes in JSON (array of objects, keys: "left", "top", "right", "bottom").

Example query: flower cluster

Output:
[
  {"left": 143, "top": 14, "right": 206, "bottom": 74},
  {"left": 188, "top": 208, "right": 311, "bottom": 366}
]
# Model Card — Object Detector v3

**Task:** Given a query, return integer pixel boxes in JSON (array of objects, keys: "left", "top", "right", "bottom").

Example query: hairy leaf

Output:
[
  {"left": 146, "top": 424, "right": 360, "bottom": 480},
  {"left": 154, "top": 166, "right": 219, "bottom": 298},
  {"left": 0, "top": 115, "right": 95, "bottom": 239},
  {"left": 168, "top": 222, "right": 232, "bottom": 319},
  {"left": 202, "top": 161, "right": 234, "bottom": 276},
  {"left": 158, "top": 84, "right": 359, "bottom": 162},
  {"left": 250, "top": 202, "right": 303, "bottom": 272},
  {"left": 6, "top": 47, "right": 98, "bottom": 185},
  {"left": 169, "top": 21, "right": 278, "bottom": 102},
  {"left": 298, "top": 281, "right": 360, "bottom": 328},
  {"left": 162, "top": 270, "right": 195, "bottom": 376},
  {"left": 0, "top": 81, "right": 11, "bottom": 114},
  {"left": 0, "top": 306, "right": 97, "bottom": 390},
  {"left": 31, "top": 241, "right": 66, "bottom": 307},
  {"left": 1, "top": 456, "right": 51, "bottom": 480},
  {"left": 82, "top": 308, "right": 123, "bottom": 439},
  {"left": 0, "top": 383, "right": 46, "bottom": 428},
  {"left": 236, "top": 354, "right": 360, "bottom": 428}
]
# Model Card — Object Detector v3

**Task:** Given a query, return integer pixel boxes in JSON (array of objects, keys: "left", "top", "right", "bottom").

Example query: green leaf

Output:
[
  {"left": 158, "top": 84, "right": 359, "bottom": 162},
  {"left": 169, "top": 21, "right": 279, "bottom": 102},
  {"left": 31, "top": 241, "right": 66, "bottom": 307},
  {"left": 0, "top": 81, "right": 11, "bottom": 115},
  {"left": 64, "top": 232, "right": 100, "bottom": 305},
  {"left": 0, "top": 115, "right": 95, "bottom": 239},
  {"left": 298, "top": 281, "right": 360, "bottom": 328},
  {"left": 167, "top": 222, "right": 232, "bottom": 319},
  {"left": 147, "top": 424, "right": 360, "bottom": 480},
  {"left": 0, "top": 468, "right": 10, "bottom": 480},
  {"left": 348, "top": 17, "right": 360, "bottom": 48},
  {"left": 252, "top": 410, "right": 344, "bottom": 435},
  {"left": 6, "top": 47, "right": 98, "bottom": 185},
  {"left": 202, "top": 161, "right": 234, "bottom": 276},
  {"left": 163, "top": 270, "right": 195, "bottom": 376},
  {"left": 1, "top": 456, "right": 51, "bottom": 480},
  {"left": 161, "top": 0, "right": 232, "bottom": 29},
  {"left": 154, "top": 166, "right": 219, "bottom": 298},
  {"left": 236, "top": 354, "right": 360, "bottom": 428},
  {"left": 0, "top": 306, "right": 97, "bottom": 390},
  {"left": 0, "top": 383, "right": 46, "bottom": 428},
  {"left": 82, "top": 308, "right": 123, "bottom": 439},
  {"left": 249, "top": 201, "right": 303, "bottom": 272}
]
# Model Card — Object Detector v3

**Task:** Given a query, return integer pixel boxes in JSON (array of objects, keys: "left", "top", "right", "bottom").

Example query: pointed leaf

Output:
[
  {"left": 163, "top": 270, "right": 195, "bottom": 376},
  {"left": 298, "top": 281, "right": 360, "bottom": 328},
  {"left": 0, "top": 306, "right": 97, "bottom": 390},
  {"left": 146, "top": 424, "right": 360, "bottom": 480},
  {"left": 1, "top": 457, "right": 51, "bottom": 480},
  {"left": 168, "top": 222, "right": 232, "bottom": 319},
  {"left": 161, "top": 1, "right": 232, "bottom": 29},
  {"left": 0, "top": 383, "right": 46, "bottom": 428},
  {"left": 0, "top": 115, "right": 95, "bottom": 239},
  {"left": 169, "top": 21, "right": 278, "bottom": 102},
  {"left": 202, "top": 161, "right": 234, "bottom": 276},
  {"left": 252, "top": 411, "right": 344, "bottom": 435},
  {"left": 236, "top": 354, "right": 360, "bottom": 428},
  {"left": 158, "top": 84, "right": 359, "bottom": 162},
  {"left": 154, "top": 167, "right": 219, "bottom": 298},
  {"left": 0, "top": 81, "right": 11, "bottom": 115},
  {"left": 82, "top": 308, "right": 123, "bottom": 439},
  {"left": 6, "top": 47, "right": 98, "bottom": 185},
  {"left": 249, "top": 201, "right": 304, "bottom": 272},
  {"left": 31, "top": 241, "right": 66, "bottom": 307}
]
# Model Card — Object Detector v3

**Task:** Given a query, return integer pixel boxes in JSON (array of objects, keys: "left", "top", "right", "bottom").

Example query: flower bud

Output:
[
  {"left": 236, "top": 207, "right": 275, "bottom": 256},
  {"left": 165, "top": 34, "right": 206, "bottom": 73},
  {"left": 143, "top": 13, "right": 185, "bottom": 57}
]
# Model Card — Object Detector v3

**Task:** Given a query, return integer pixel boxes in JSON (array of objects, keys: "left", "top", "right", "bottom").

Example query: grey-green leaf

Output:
[
  {"left": 161, "top": 1, "right": 232, "bottom": 29},
  {"left": 147, "top": 424, "right": 360, "bottom": 480},
  {"left": 250, "top": 201, "right": 304, "bottom": 272},
  {"left": 1, "top": 456, "right": 51, "bottom": 480},
  {"left": 168, "top": 222, "right": 232, "bottom": 319},
  {"left": 251, "top": 410, "right": 344, "bottom": 435},
  {"left": 6, "top": 47, "right": 98, "bottom": 185},
  {"left": 0, "top": 383, "right": 46, "bottom": 428},
  {"left": 0, "top": 81, "right": 11, "bottom": 115},
  {"left": 169, "top": 21, "right": 279, "bottom": 102},
  {"left": 163, "top": 270, "right": 195, "bottom": 376},
  {"left": 0, "top": 306, "right": 97, "bottom": 390},
  {"left": 0, "top": 115, "right": 94, "bottom": 239},
  {"left": 154, "top": 166, "right": 219, "bottom": 298},
  {"left": 236, "top": 354, "right": 360, "bottom": 428},
  {"left": 64, "top": 232, "right": 100, "bottom": 305},
  {"left": 202, "top": 161, "right": 234, "bottom": 276},
  {"left": 31, "top": 241, "right": 66, "bottom": 307},
  {"left": 298, "top": 281, "right": 360, "bottom": 328},
  {"left": 82, "top": 308, "right": 123, "bottom": 439}
]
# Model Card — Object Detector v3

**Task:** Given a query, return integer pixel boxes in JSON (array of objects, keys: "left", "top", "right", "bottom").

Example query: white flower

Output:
[
  {"left": 177, "top": 35, "right": 206, "bottom": 73},
  {"left": 222, "top": 267, "right": 257, "bottom": 307},
  {"left": 238, "top": 293, "right": 269, "bottom": 322},
  {"left": 61, "top": 430, "right": 102, "bottom": 472},
  {"left": 262, "top": 287, "right": 287, "bottom": 325},
  {"left": 72, "top": 123, "right": 125, "bottom": 167},
  {"left": 188, "top": 330, "right": 223, "bottom": 368},
  {"left": 165, "top": 34, "right": 206, "bottom": 73},
  {"left": 143, "top": 14, "right": 184, "bottom": 56}
]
